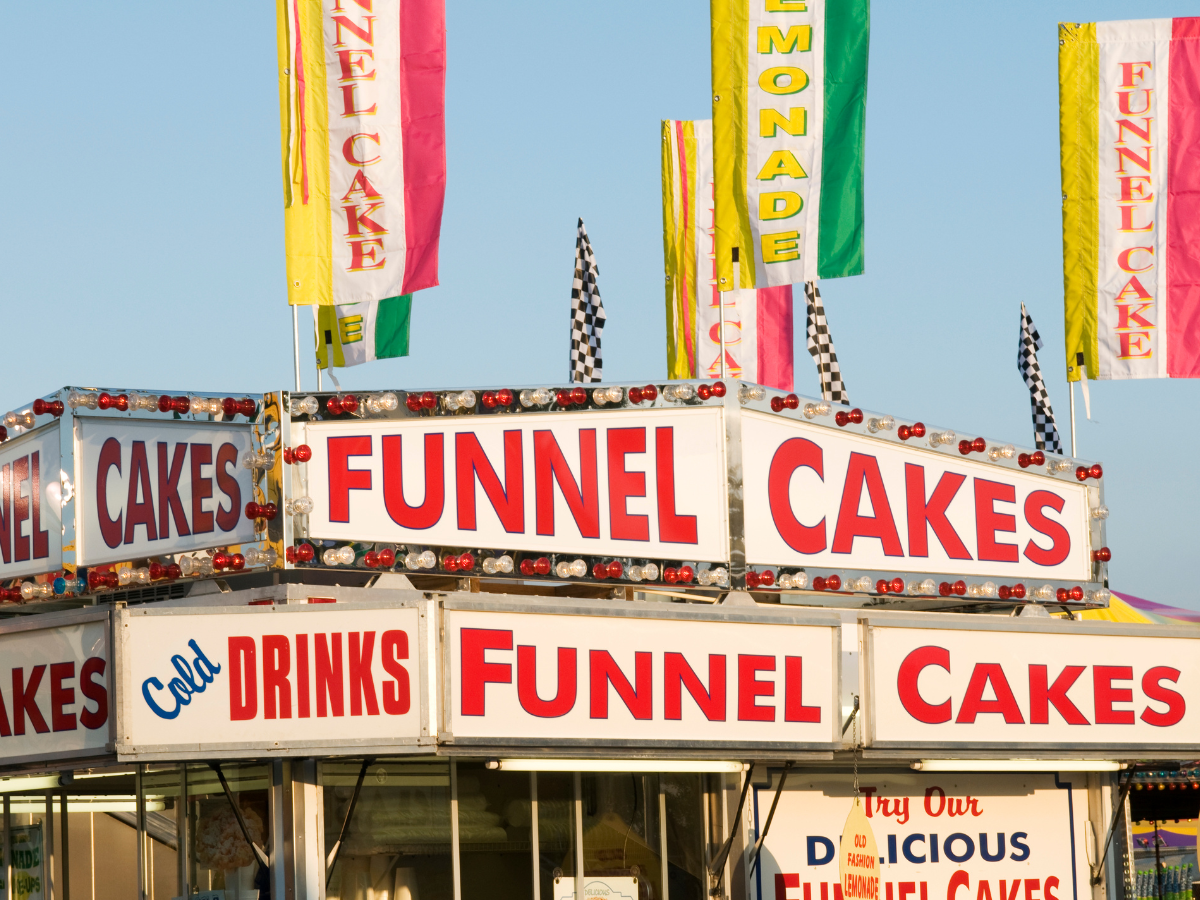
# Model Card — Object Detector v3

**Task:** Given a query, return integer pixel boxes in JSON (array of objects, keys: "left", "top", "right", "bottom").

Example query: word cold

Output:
[{"left": 447, "top": 610, "right": 838, "bottom": 747}]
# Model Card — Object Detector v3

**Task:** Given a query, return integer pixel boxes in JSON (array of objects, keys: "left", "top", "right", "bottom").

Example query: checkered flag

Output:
[
  {"left": 1018, "top": 304, "right": 1062, "bottom": 453},
  {"left": 569, "top": 218, "right": 606, "bottom": 383},
  {"left": 804, "top": 282, "right": 849, "bottom": 404}
]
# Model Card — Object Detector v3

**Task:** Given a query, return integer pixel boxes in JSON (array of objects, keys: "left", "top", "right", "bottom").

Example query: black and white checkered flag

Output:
[
  {"left": 804, "top": 282, "right": 849, "bottom": 404},
  {"left": 569, "top": 218, "right": 606, "bottom": 383},
  {"left": 1018, "top": 304, "right": 1062, "bottom": 453}
]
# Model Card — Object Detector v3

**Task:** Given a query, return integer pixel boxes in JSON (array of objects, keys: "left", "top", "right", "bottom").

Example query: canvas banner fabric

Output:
[
  {"left": 662, "top": 119, "right": 795, "bottom": 390},
  {"left": 277, "top": 0, "right": 446, "bottom": 306},
  {"left": 315, "top": 295, "right": 412, "bottom": 368},
  {"left": 710, "top": 0, "right": 868, "bottom": 291},
  {"left": 1060, "top": 18, "right": 1200, "bottom": 379}
]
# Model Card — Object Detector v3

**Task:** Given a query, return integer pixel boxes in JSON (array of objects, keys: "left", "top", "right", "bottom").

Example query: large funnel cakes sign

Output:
[
  {"left": 870, "top": 624, "right": 1197, "bottom": 747},
  {"left": 0, "top": 426, "right": 62, "bottom": 580},
  {"left": 120, "top": 606, "right": 422, "bottom": 753},
  {"left": 756, "top": 774, "right": 1087, "bottom": 900},
  {"left": 444, "top": 609, "right": 838, "bottom": 746},
  {"left": 76, "top": 419, "right": 256, "bottom": 566}
]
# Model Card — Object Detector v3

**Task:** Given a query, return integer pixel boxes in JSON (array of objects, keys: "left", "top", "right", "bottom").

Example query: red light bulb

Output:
[
  {"left": 826, "top": 574, "right": 842, "bottom": 591},
  {"left": 628, "top": 387, "right": 643, "bottom": 403},
  {"left": 876, "top": 579, "right": 889, "bottom": 594},
  {"left": 745, "top": 571, "right": 760, "bottom": 588},
  {"left": 835, "top": 411, "right": 850, "bottom": 426},
  {"left": 811, "top": 576, "right": 826, "bottom": 591},
  {"left": 166, "top": 563, "right": 181, "bottom": 580},
  {"left": 641, "top": 385, "right": 658, "bottom": 402},
  {"left": 1076, "top": 466, "right": 1088, "bottom": 481},
  {"left": 939, "top": 582, "right": 952, "bottom": 596},
  {"left": 52, "top": 399, "right": 67, "bottom": 415},
  {"left": 406, "top": 394, "right": 422, "bottom": 411},
  {"left": 443, "top": 555, "right": 459, "bottom": 572},
  {"left": 1018, "top": 453, "right": 1031, "bottom": 468},
  {"left": 149, "top": 563, "right": 164, "bottom": 580},
  {"left": 757, "top": 569, "right": 773, "bottom": 587},
  {"left": 849, "top": 409, "right": 864, "bottom": 424},
  {"left": 571, "top": 387, "right": 587, "bottom": 405},
  {"left": 459, "top": 552, "right": 475, "bottom": 571},
  {"left": 421, "top": 391, "right": 436, "bottom": 409},
  {"left": 678, "top": 565, "right": 694, "bottom": 583},
  {"left": 711, "top": 381, "right": 726, "bottom": 397},
  {"left": 286, "top": 546, "right": 296, "bottom": 563},
  {"left": 96, "top": 394, "right": 113, "bottom": 411},
  {"left": 1031, "top": 451, "right": 1045, "bottom": 466},
  {"left": 534, "top": 557, "right": 551, "bottom": 576},
  {"left": 771, "top": 397, "right": 785, "bottom": 412},
  {"left": 1089, "top": 464, "right": 1103, "bottom": 479},
  {"left": 911, "top": 423, "right": 926, "bottom": 438},
  {"left": 593, "top": 562, "right": 609, "bottom": 579},
  {"left": 1056, "top": 588, "right": 1068, "bottom": 602},
  {"left": 173, "top": 396, "right": 190, "bottom": 413},
  {"left": 521, "top": 559, "right": 536, "bottom": 576},
  {"left": 212, "top": 552, "right": 230, "bottom": 569},
  {"left": 482, "top": 391, "right": 498, "bottom": 408},
  {"left": 890, "top": 577, "right": 904, "bottom": 594},
  {"left": 498, "top": 388, "right": 514, "bottom": 406},
  {"left": 230, "top": 554, "right": 246, "bottom": 571},
  {"left": 364, "top": 552, "right": 379, "bottom": 568},
  {"left": 378, "top": 548, "right": 395, "bottom": 567},
  {"left": 283, "top": 448, "right": 294, "bottom": 464},
  {"left": 998, "top": 585, "right": 1011, "bottom": 599},
  {"left": 158, "top": 395, "right": 173, "bottom": 413},
  {"left": 785, "top": 394, "right": 800, "bottom": 410},
  {"left": 263, "top": 502, "right": 277, "bottom": 520},
  {"left": 971, "top": 437, "right": 986, "bottom": 453},
  {"left": 898, "top": 425, "right": 912, "bottom": 441},
  {"left": 326, "top": 396, "right": 344, "bottom": 415},
  {"left": 697, "top": 384, "right": 711, "bottom": 400},
  {"left": 238, "top": 399, "right": 256, "bottom": 417},
  {"left": 341, "top": 394, "right": 359, "bottom": 413},
  {"left": 663, "top": 567, "right": 678, "bottom": 584},
  {"left": 606, "top": 560, "right": 623, "bottom": 579},
  {"left": 223, "top": 397, "right": 238, "bottom": 418},
  {"left": 294, "top": 444, "right": 312, "bottom": 463},
  {"left": 1069, "top": 585, "right": 1084, "bottom": 601},
  {"left": 1012, "top": 583, "right": 1026, "bottom": 599},
  {"left": 556, "top": 390, "right": 572, "bottom": 406},
  {"left": 245, "top": 502, "right": 263, "bottom": 520},
  {"left": 959, "top": 440, "right": 972, "bottom": 455},
  {"left": 296, "top": 543, "right": 314, "bottom": 562},
  {"left": 952, "top": 580, "right": 966, "bottom": 596},
  {"left": 1093, "top": 547, "right": 1112, "bottom": 562}
]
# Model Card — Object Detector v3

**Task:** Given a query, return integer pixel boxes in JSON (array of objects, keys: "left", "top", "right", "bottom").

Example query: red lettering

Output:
[
  {"left": 0, "top": 463, "right": 10, "bottom": 565},
  {"left": 214, "top": 443, "right": 241, "bottom": 532},
  {"left": 348, "top": 631, "right": 379, "bottom": 716},
  {"left": 381, "top": 630, "right": 411, "bottom": 715},
  {"left": 776, "top": 873, "right": 800, "bottom": 900},
  {"left": 1117, "top": 247, "right": 1154, "bottom": 273},
  {"left": 10, "top": 458, "right": 28, "bottom": 560},
  {"left": 1029, "top": 665, "right": 1089, "bottom": 725},
  {"left": 1116, "top": 302, "right": 1155, "bottom": 329},
  {"left": 296, "top": 634, "right": 310, "bottom": 718},
  {"left": 1044, "top": 878, "right": 1059, "bottom": 900},
  {"left": 336, "top": 47, "right": 375, "bottom": 81},
  {"left": 897, "top": 646, "right": 951, "bottom": 724},
  {"left": 974, "top": 479, "right": 1018, "bottom": 563},
  {"left": 534, "top": 430, "right": 599, "bottom": 538},
  {"left": 767, "top": 438, "right": 826, "bottom": 553},
  {"left": 607, "top": 428, "right": 648, "bottom": 540},
  {"left": 342, "top": 133, "right": 381, "bottom": 167},
  {"left": 905, "top": 466, "right": 971, "bottom": 560},
  {"left": 460, "top": 628, "right": 513, "bottom": 716},
  {"left": 348, "top": 238, "right": 386, "bottom": 271},
  {"left": 50, "top": 662, "right": 76, "bottom": 732},
  {"left": 342, "top": 201, "right": 387, "bottom": 236},
  {"left": 456, "top": 432, "right": 524, "bottom": 533},
  {"left": 190, "top": 443, "right": 214, "bottom": 535},
  {"left": 228, "top": 637, "right": 258, "bottom": 721},
  {"left": 517, "top": 646, "right": 576, "bottom": 717},
  {"left": 1119, "top": 204, "right": 1154, "bottom": 233},
  {"left": 1022, "top": 491, "right": 1070, "bottom": 566},
  {"left": 664, "top": 653, "right": 725, "bottom": 721},
  {"left": 784, "top": 656, "right": 821, "bottom": 723},
  {"left": 956, "top": 663, "right": 1024, "bottom": 724},
  {"left": 382, "top": 434, "right": 444, "bottom": 528},
  {"left": 341, "top": 169, "right": 383, "bottom": 201},
  {"left": 832, "top": 453, "right": 903, "bottom": 556},
  {"left": 157, "top": 442, "right": 190, "bottom": 538},
  {"left": 1023, "top": 879, "right": 1040, "bottom": 900},
  {"left": 79, "top": 657, "right": 106, "bottom": 730},
  {"left": 1118, "top": 331, "right": 1153, "bottom": 358},
  {"left": 124, "top": 441, "right": 158, "bottom": 544},
  {"left": 12, "top": 666, "right": 48, "bottom": 735},
  {"left": 1141, "top": 666, "right": 1185, "bottom": 727},
  {"left": 262, "top": 635, "right": 292, "bottom": 720},
  {"left": 1117, "top": 180, "right": 1154, "bottom": 205},
  {"left": 949, "top": 872, "right": 970, "bottom": 900},
  {"left": 328, "top": 436, "right": 373, "bottom": 523},
  {"left": 738, "top": 655, "right": 775, "bottom": 722},
  {"left": 96, "top": 440, "right": 123, "bottom": 549},
  {"left": 1094, "top": 665, "right": 1134, "bottom": 724},
  {"left": 1118, "top": 89, "right": 1152, "bottom": 115},
  {"left": 656, "top": 427, "right": 698, "bottom": 543},
  {"left": 1116, "top": 117, "right": 1153, "bottom": 144},
  {"left": 316, "top": 634, "right": 344, "bottom": 717},
  {"left": 332, "top": 14, "right": 375, "bottom": 46},
  {"left": 589, "top": 650, "right": 652, "bottom": 719},
  {"left": 924, "top": 786, "right": 945, "bottom": 817},
  {"left": 1119, "top": 61, "right": 1152, "bottom": 88}
]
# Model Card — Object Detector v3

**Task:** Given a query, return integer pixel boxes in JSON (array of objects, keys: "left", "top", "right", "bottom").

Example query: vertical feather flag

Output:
[
  {"left": 277, "top": 0, "right": 446, "bottom": 307},
  {"left": 1060, "top": 17, "right": 1200, "bottom": 380},
  {"left": 711, "top": 0, "right": 868, "bottom": 292},
  {"left": 570, "top": 220, "right": 606, "bottom": 384},
  {"left": 662, "top": 119, "right": 794, "bottom": 390},
  {"left": 1018, "top": 305, "right": 1063, "bottom": 453},
  {"left": 315, "top": 295, "right": 412, "bottom": 369}
]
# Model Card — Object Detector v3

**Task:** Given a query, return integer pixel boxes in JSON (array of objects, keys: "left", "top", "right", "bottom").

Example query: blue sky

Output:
[{"left": 0, "top": 0, "right": 1195, "bottom": 606}]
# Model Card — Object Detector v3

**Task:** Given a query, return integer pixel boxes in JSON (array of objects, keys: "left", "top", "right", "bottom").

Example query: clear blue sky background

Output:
[{"left": 0, "top": 1, "right": 1193, "bottom": 606}]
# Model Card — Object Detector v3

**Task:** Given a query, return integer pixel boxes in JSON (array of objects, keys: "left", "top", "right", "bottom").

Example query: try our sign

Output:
[
  {"left": 0, "top": 425, "right": 62, "bottom": 581},
  {"left": 868, "top": 620, "right": 1197, "bottom": 748},
  {"left": 304, "top": 409, "right": 729, "bottom": 561},
  {"left": 0, "top": 615, "right": 110, "bottom": 766},
  {"left": 76, "top": 418, "right": 256, "bottom": 566},
  {"left": 756, "top": 774, "right": 1087, "bottom": 900},
  {"left": 443, "top": 606, "right": 839, "bottom": 747},
  {"left": 741, "top": 413, "right": 1093, "bottom": 581},
  {"left": 118, "top": 603, "right": 426, "bottom": 757}
]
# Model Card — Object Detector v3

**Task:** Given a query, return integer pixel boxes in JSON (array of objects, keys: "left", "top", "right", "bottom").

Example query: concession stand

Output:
[{"left": 0, "top": 380, "right": 1184, "bottom": 900}]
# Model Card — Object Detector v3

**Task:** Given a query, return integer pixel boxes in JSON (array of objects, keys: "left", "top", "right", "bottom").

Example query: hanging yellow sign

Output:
[{"left": 839, "top": 800, "right": 879, "bottom": 900}]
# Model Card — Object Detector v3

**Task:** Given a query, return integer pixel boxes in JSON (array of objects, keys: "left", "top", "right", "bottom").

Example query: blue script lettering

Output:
[{"left": 142, "top": 639, "right": 222, "bottom": 720}]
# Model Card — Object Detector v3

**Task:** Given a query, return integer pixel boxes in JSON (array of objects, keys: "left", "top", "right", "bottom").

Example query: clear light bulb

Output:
[
  {"left": 19, "top": 583, "right": 35, "bottom": 601},
  {"left": 570, "top": 559, "right": 587, "bottom": 578},
  {"left": 1032, "top": 584, "right": 1054, "bottom": 601},
  {"left": 336, "top": 546, "right": 356, "bottom": 566},
  {"left": 291, "top": 497, "right": 314, "bottom": 515},
  {"left": 921, "top": 578, "right": 937, "bottom": 595},
  {"left": 67, "top": 391, "right": 85, "bottom": 409},
  {"left": 627, "top": 564, "right": 643, "bottom": 582},
  {"left": 323, "top": 548, "right": 339, "bottom": 566},
  {"left": 180, "top": 557, "right": 197, "bottom": 576},
  {"left": 118, "top": 566, "right": 133, "bottom": 586},
  {"left": 868, "top": 415, "right": 895, "bottom": 433},
  {"left": 739, "top": 384, "right": 766, "bottom": 403},
  {"left": 641, "top": 562, "right": 659, "bottom": 581},
  {"left": 380, "top": 392, "right": 399, "bottom": 412},
  {"left": 1091, "top": 505, "right": 1109, "bottom": 520},
  {"left": 533, "top": 388, "right": 554, "bottom": 406},
  {"left": 498, "top": 554, "right": 514, "bottom": 574},
  {"left": 482, "top": 557, "right": 498, "bottom": 575},
  {"left": 556, "top": 561, "right": 571, "bottom": 579},
  {"left": 418, "top": 550, "right": 437, "bottom": 569},
  {"left": 459, "top": 391, "right": 476, "bottom": 408},
  {"left": 405, "top": 552, "right": 421, "bottom": 570},
  {"left": 980, "top": 581, "right": 997, "bottom": 597},
  {"left": 804, "top": 401, "right": 831, "bottom": 419},
  {"left": 519, "top": 390, "right": 535, "bottom": 407},
  {"left": 136, "top": 567, "right": 151, "bottom": 585}
]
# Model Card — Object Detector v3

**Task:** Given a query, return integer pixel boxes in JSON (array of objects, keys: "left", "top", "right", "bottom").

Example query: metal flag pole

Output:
[
  {"left": 1069, "top": 380, "right": 1077, "bottom": 458},
  {"left": 292, "top": 306, "right": 302, "bottom": 392}
]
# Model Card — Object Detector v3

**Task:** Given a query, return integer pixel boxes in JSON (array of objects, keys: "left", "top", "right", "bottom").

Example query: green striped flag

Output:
[
  {"left": 315, "top": 295, "right": 412, "bottom": 369},
  {"left": 711, "top": 0, "right": 869, "bottom": 290}
]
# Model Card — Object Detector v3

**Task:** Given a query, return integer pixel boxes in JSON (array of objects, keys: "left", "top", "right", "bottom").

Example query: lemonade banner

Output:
[
  {"left": 1060, "top": 18, "right": 1200, "bottom": 379},
  {"left": 662, "top": 119, "right": 795, "bottom": 390},
  {"left": 711, "top": 0, "right": 869, "bottom": 291},
  {"left": 277, "top": 0, "right": 446, "bottom": 306}
]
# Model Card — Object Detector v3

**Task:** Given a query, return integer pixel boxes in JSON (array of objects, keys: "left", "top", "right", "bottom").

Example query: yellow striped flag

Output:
[
  {"left": 711, "top": 0, "right": 869, "bottom": 292},
  {"left": 1061, "top": 18, "right": 1200, "bottom": 380},
  {"left": 277, "top": 0, "right": 446, "bottom": 307}
]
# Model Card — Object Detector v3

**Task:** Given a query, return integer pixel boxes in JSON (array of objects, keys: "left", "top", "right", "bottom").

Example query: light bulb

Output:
[
  {"left": 627, "top": 564, "right": 644, "bottom": 582},
  {"left": 1049, "top": 458, "right": 1074, "bottom": 474},
  {"left": 19, "top": 583, "right": 35, "bottom": 601},
  {"left": 335, "top": 546, "right": 355, "bottom": 566},
  {"left": 418, "top": 550, "right": 437, "bottom": 569},
  {"left": 497, "top": 554, "right": 514, "bottom": 574},
  {"left": 804, "top": 401, "right": 832, "bottom": 419},
  {"left": 665, "top": 384, "right": 695, "bottom": 401},
  {"left": 778, "top": 573, "right": 794, "bottom": 589},
  {"left": 846, "top": 576, "right": 872, "bottom": 592},
  {"left": 135, "top": 567, "right": 151, "bottom": 585},
  {"left": 980, "top": 581, "right": 997, "bottom": 597},
  {"left": 738, "top": 384, "right": 766, "bottom": 403},
  {"left": 1031, "top": 584, "right": 1054, "bottom": 601},
  {"left": 482, "top": 557, "right": 498, "bottom": 574},
  {"left": 288, "top": 497, "right": 314, "bottom": 515},
  {"left": 928, "top": 430, "right": 955, "bottom": 447},
  {"left": 323, "top": 548, "right": 339, "bottom": 566},
  {"left": 640, "top": 562, "right": 658, "bottom": 581},
  {"left": 1091, "top": 505, "right": 1109, "bottom": 520},
  {"left": 867, "top": 415, "right": 895, "bottom": 433},
  {"left": 118, "top": 566, "right": 133, "bottom": 586},
  {"left": 1087, "top": 588, "right": 1111, "bottom": 604},
  {"left": 920, "top": 578, "right": 937, "bottom": 595},
  {"left": 405, "top": 552, "right": 421, "bottom": 570},
  {"left": 556, "top": 561, "right": 571, "bottom": 578}
]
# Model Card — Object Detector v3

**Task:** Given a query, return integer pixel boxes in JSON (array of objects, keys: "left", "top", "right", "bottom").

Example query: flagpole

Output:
[
  {"left": 1068, "top": 381, "right": 1077, "bottom": 458},
  {"left": 291, "top": 306, "right": 301, "bottom": 392}
]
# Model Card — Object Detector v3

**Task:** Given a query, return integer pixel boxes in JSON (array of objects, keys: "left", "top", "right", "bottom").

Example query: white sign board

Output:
[
  {"left": 870, "top": 623, "right": 1200, "bottom": 748},
  {"left": 754, "top": 773, "right": 1088, "bottom": 900},
  {"left": 76, "top": 418, "right": 256, "bottom": 566},
  {"left": 554, "top": 876, "right": 639, "bottom": 900},
  {"left": 119, "top": 605, "right": 425, "bottom": 755},
  {"left": 0, "top": 618, "right": 110, "bottom": 765},
  {"left": 445, "top": 608, "right": 839, "bottom": 747},
  {"left": 742, "top": 413, "right": 1093, "bottom": 581},
  {"left": 0, "top": 426, "right": 62, "bottom": 580},
  {"left": 304, "top": 409, "right": 729, "bottom": 561}
]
